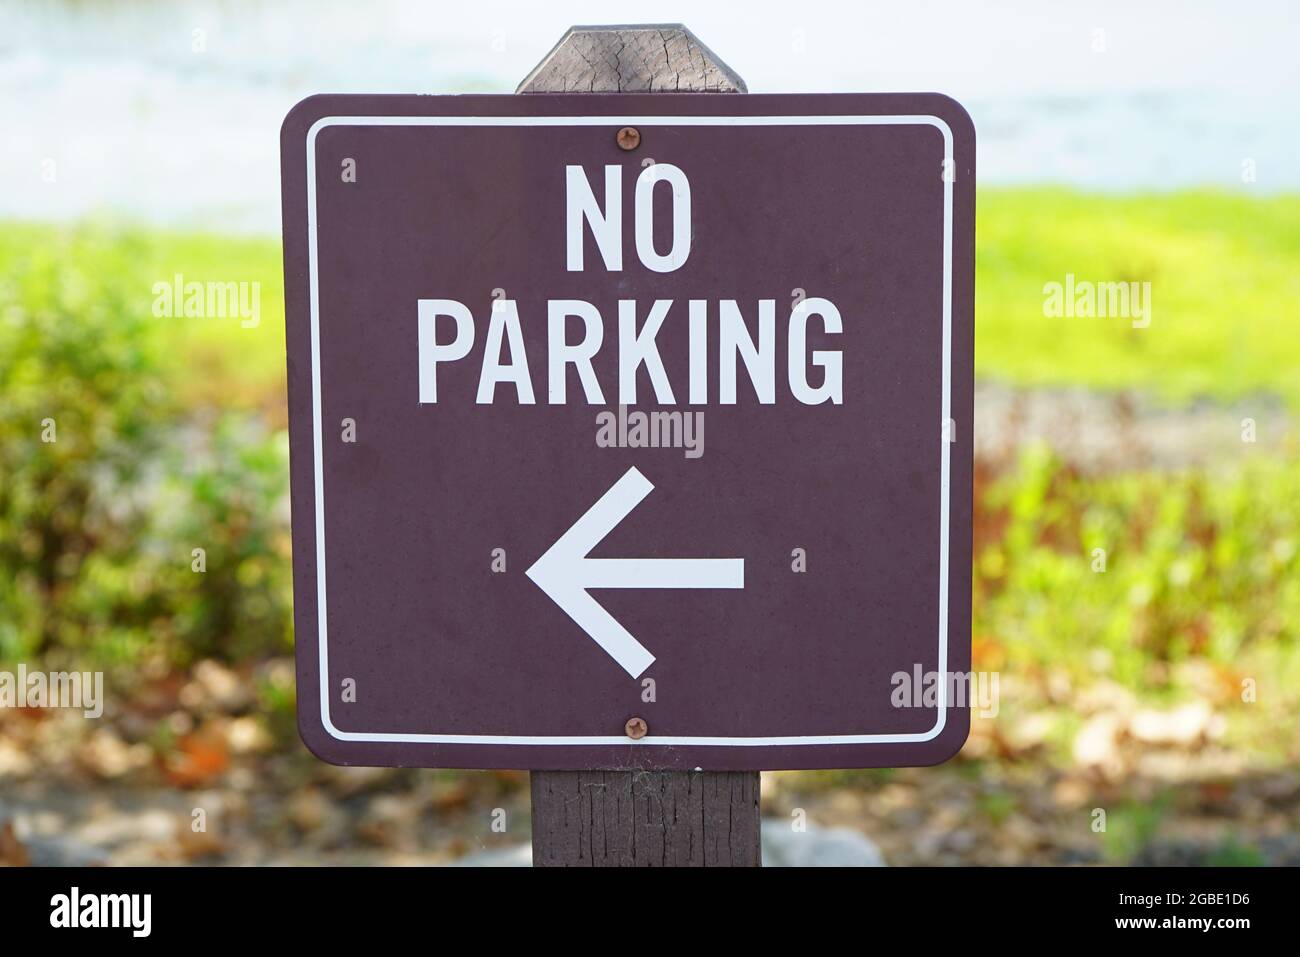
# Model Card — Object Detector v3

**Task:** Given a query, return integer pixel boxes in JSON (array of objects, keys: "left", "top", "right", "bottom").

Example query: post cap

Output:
[{"left": 517, "top": 24, "right": 747, "bottom": 94}]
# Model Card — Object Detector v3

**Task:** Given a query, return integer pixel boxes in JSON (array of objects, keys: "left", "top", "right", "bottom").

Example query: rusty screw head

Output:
[
  {"left": 624, "top": 716, "right": 648, "bottom": 739},
  {"left": 616, "top": 126, "right": 641, "bottom": 151}
]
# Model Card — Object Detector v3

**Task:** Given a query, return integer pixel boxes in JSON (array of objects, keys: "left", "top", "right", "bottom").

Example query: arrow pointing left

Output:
[{"left": 525, "top": 467, "right": 745, "bottom": 679}]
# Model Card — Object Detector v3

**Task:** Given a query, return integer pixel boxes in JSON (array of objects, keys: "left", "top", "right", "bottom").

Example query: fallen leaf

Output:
[
  {"left": 162, "top": 732, "right": 231, "bottom": 788},
  {"left": 0, "top": 821, "right": 30, "bottom": 867}
]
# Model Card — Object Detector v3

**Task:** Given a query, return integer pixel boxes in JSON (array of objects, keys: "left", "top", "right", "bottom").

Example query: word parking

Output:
[{"left": 416, "top": 164, "right": 845, "bottom": 409}]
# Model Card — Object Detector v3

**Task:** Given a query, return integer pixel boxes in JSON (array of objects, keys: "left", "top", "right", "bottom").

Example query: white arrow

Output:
[{"left": 525, "top": 466, "right": 745, "bottom": 679}]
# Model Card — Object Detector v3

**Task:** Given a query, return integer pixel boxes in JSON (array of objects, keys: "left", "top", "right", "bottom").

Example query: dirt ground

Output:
[{"left": 2, "top": 656, "right": 1296, "bottom": 866}]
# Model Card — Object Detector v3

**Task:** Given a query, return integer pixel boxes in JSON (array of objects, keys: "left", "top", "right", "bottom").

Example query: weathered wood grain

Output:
[
  {"left": 531, "top": 770, "right": 762, "bottom": 867},
  {"left": 517, "top": 24, "right": 747, "bottom": 94}
]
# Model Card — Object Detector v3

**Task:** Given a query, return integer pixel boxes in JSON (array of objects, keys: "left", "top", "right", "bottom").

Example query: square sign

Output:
[{"left": 281, "top": 93, "right": 974, "bottom": 771}]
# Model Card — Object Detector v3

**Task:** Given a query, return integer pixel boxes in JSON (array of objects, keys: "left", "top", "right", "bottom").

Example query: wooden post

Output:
[{"left": 520, "top": 24, "right": 760, "bottom": 867}]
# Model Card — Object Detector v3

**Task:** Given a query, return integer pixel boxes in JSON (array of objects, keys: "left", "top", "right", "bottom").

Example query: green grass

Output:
[
  {"left": 0, "top": 219, "right": 286, "bottom": 419},
  {"left": 2, "top": 187, "right": 1299, "bottom": 413},
  {"left": 1102, "top": 795, "right": 1172, "bottom": 863},
  {"left": 977, "top": 188, "right": 1300, "bottom": 405}
]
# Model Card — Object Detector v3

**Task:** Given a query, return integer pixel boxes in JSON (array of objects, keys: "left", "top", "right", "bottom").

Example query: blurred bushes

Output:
[
  {"left": 976, "top": 444, "right": 1300, "bottom": 687},
  {"left": 0, "top": 225, "right": 291, "bottom": 668},
  {"left": 151, "top": 416, "right": 292, "bottom": 663}
]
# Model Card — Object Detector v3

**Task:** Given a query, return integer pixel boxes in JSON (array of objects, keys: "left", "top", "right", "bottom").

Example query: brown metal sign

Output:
[{"left": 281, "top": 92, "right": 975, "bottom": 770}]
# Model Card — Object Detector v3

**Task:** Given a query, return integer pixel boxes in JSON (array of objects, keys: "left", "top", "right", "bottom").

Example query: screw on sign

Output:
[
  {"left": 616, "top": 126, "right": 641, "bottom": 151},
  {"left": 279, "top": 24, "right": 974, "bottom": 866}
]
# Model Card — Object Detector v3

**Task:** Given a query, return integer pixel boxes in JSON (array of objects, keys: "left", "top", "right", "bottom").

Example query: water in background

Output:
[{"left": 3, "top": 0, "right": 1297, "bottom": 233}]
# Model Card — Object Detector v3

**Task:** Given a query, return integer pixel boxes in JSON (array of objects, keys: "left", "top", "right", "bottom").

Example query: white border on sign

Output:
[{"left": 305, "top": 113, "right": 955, "bottom": 746}]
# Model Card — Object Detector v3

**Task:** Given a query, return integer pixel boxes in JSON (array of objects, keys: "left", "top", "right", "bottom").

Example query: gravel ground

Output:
[{"left": 974, "top": 382, "right": 1296, "bottom": 471}]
